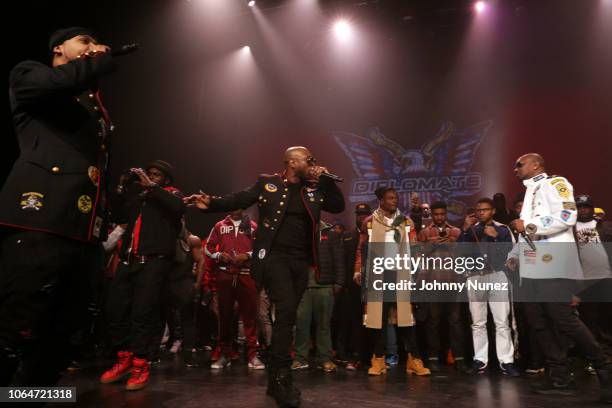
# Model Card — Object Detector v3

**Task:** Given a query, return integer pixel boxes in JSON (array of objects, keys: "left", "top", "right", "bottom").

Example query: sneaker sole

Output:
[
  {"left": 407, "top": 370, "right": 431, "bottom": 376},
  {"left": 100, "top": 370, "right": 131, "bottom": 384},
  {"left": 248, "top": 365, "right": 266, "bottom": 370},
  {"left": 125, "top": 382, "right": 148, "bottom": 391}
]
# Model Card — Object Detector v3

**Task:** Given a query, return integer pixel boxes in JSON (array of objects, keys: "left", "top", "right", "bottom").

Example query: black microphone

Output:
[
  {"left": 521, "top": 232, "right": 536, "bottom": 251},
  {"left": 320, "top": 172, "right": 344, "bottom": 182},
  {"left": 111, "top": 43, "right": 140, "bottom": 57}
]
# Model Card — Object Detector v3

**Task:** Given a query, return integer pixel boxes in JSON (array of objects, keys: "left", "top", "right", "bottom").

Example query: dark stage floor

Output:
[{"left": 51, "top": 354, "right": 605, "bottom": 408}]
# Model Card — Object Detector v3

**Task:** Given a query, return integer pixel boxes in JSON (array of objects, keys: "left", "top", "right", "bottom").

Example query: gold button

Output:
[
  {"left": 75, "top": 97, "right": 80, "bottom": 102},
  {"left": 273, "top": 218, "right": 278, "bottom": 222},
  {"left": 277, "top": 210, "right": 281, "bottom": 214},
  {"left": 279, "top": 202, "right": 284, "bottom": 206},
  {"left": 51, "top": 166, "right": 60, "bottom": 173},
  {"left": 101, "top": 144, "right": 106, "bottom": 151},
  {"left": 320, "top": 198, "right": 324, "bottom": 202},
  {"left": 282, "top": 194, "right": 286, "bottom": 198},
  {"left": 93, "top": 106, "right": 99, "bottom": 111},
  {"left": 89, "top": 93, "right": 95, "bottom": 99},
  {"left": 271, "top": 227, "right": 275, "bottom": 230},
  {"left": 284, "top": 188, "right": 288, "bottom": 192},
  {"left": 263, "top": 199, "right": 268, "bottom": 203}
]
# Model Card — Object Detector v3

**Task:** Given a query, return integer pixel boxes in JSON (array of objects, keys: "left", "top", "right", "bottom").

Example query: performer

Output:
[
  {"left": 100, "top": 161, "right": 184, "bottom": 390},
  {"left": 0, "top": 27, "right": 117, "bottom": 385},
  {"left": 185, "top": 146, "right": 344, "bottom": 407},
  {"left": 506, "top": 153, "right": 611, "bottom": 402}
]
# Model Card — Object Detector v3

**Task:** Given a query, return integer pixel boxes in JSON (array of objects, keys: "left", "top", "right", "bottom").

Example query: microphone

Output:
[
  {"left": 111, "top": 43, "right": 140, "bottom": 57},
  {"left": 320, "top": 172, "right": 344, "bottom": 182},
  {"left": 520, "top": 232, "right": 536, "bottom": 251}
]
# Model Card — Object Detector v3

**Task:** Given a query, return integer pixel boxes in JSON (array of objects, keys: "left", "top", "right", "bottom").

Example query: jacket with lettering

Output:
[{"left": 205, "top": 215, "right": 257, "bottom": 273}]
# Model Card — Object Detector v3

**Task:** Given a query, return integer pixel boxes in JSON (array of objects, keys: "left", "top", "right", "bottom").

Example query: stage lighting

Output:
[
  {"left": 333, "top": 20, "right": 352, "bottom": 41},
  {"left": 248, "top": 1, "right": 255, "bottom": 7},
  {"left": 474, "top": 1, "right": 486, "bottom": 13}
]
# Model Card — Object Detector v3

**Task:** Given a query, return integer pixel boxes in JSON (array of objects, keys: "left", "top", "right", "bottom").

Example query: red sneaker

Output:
[
  {"left": 100, "top": 351, "right": 133, "bottom": 383},
  {"left": 211, "top": 346, "right": 221, "bottom": 362},
  {"left": 126, "top": 357, "right": 150, "bottom": 391}
]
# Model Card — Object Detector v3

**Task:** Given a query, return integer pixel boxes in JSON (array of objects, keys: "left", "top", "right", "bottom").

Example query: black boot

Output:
[
  {"left": 596, "top": 367, "right": 612, "bottom": 404},
  {"left": 268, "top": 367, "right": 301, "bottom": 407},
  {"left": 532, "top": 378, "right": 577, "bottom": 396}
]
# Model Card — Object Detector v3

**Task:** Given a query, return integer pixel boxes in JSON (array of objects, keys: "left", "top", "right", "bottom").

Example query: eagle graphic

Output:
[{"left": 333, "top": 121, "right": 492, "bottom": 217}]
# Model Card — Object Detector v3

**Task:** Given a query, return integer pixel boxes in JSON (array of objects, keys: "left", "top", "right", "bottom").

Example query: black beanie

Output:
[{"left": 48, "top": 27, "right": 95, "bottom": 52}]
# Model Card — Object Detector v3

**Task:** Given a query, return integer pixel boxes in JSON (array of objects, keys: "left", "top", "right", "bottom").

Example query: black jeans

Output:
[
  {"left": 370, "top": 302, "right": 420, "bottom": 358},
  {"left": 262, "top": 253, "right": 310, "bottom": 369},
  {"left": 422, "top": 302, "right": 465, "bottom": 359},
  {"left": 107, "top": 257, "right": 171, "bottom": 358},
  {"left": 333, "top": 283, "right": 364, "bottom": 360},
  {"left": 0, "top": 230, "right": 101, "bottom": 386},
  {"left": 521, "top": 278, "right": 609, "bottom": 382}
]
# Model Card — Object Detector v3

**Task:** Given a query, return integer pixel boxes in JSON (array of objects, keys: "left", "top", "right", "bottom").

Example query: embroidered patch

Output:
[
  {"left": 550, "top": 177, "right": 565, "bottom": 185},
  {"left": 554, "top": 183, "right": 570, "bottom": 199},
  {"left": 526, "top": 223, "right": 538, "bottom": 234},
  {"left": 562, "top": 202, "right": 577, "bottom": 211},
  {"left": 533, "top": 175, "right": 545, "bottom": 182},
  {"left": 540, "top": 216, "right": 553, "bottom": 228},
  {"left": 77, "top": 195, "right": 93, "bottom": 213},
  {"left": 264, "top": 183, "right": 278, "bottom": 193},
  {"left": 258, "top": 249, "right": 266, "bottom": 259},
  {"left": 88, "top": 166, "right": 100, "bottom": 187},
  {"left": 542, "top": 253, "right": 553, "bottom": 263},
  {"left": 20, "top": 192, "right": 44, "bottom": 211},
  {"left": 560, "top": 210, "right": 571, "bottom": 222}
]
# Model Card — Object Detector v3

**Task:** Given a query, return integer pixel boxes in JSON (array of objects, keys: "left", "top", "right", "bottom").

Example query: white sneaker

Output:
[
  {"left": 211, "top": 355, "right": 231, "bottom": 369},
  {"left": 248, "top": 356, "right": 265, "bottom": 370},
  {"left": 170, "top": 340, "right": 182, "bottom": 354}
]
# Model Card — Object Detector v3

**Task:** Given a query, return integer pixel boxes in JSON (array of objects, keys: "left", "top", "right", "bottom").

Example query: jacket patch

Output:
[
  {"left": 560, "top": 210, "right": 571, "bottom": 221},
  {"left": 20, "top": 192, "right": 44, "bottom": 211},
  {"left": 77, "top": 195, "right": 93, "bottom": 213},
  {"left": 264, "top": 183, "right": 278, "bottom": 193},
  {"left": 562, "top": 202, "right": 576, "bottom": 211},
  {"left": 554, "top": 183, "right": 570, "bottom": 199},
  {"left": 540, "top": 216, "right": 553, "bottom": 228}
]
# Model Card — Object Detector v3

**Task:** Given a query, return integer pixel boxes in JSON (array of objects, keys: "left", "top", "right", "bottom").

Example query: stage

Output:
[{"left": 54, "top": 354, "right": 602, "bottom": 407}]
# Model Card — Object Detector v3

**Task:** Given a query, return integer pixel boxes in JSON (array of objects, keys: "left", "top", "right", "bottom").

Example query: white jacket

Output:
[{"left": 509, "top": 173, "right": 583, "bottom": 279}]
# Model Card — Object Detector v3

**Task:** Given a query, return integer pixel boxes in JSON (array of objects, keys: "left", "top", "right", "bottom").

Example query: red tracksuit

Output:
[{"left": 205, "top": 216, "right": 259, "bottom": 360}]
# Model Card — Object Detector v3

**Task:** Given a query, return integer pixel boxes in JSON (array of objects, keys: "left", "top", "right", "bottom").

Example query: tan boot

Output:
[
  {"left": 368, "top": 355, "right": 387, "bottom": 376},
  {"left": 406, "top": 354, "right": 431, "bottom": 376}
]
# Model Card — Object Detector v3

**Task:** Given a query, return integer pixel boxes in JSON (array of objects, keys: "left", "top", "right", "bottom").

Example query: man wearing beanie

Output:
[
  {"left": 0, "top": 27, "right": 117, "bottom": 386},
  {"left": 101, "top": 161, "right": 184, "bottom": 390}
]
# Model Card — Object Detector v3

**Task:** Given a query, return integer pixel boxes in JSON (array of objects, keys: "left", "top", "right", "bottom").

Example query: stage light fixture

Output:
[
  {"left": 474, "top": 1, "right": 486, "bottom": 13},
  {"left": 333, "top": 20, "right": 352, "bottom": 41}
]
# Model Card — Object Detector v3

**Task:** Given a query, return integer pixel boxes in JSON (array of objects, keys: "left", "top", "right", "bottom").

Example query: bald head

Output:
[
  {"left": 284, "top": 146, "right": 310, "bottom": 161},
  {"left": 515, "top": 153, "right": 546, "bottom": 180}
]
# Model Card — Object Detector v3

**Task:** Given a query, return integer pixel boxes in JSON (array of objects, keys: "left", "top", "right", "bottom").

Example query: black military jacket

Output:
[
  {"left": 207, "top": 173, "right": 345, "bottom": 286},
  {"left": 0, "top": 53, "right": 116, "bottom": 242}
]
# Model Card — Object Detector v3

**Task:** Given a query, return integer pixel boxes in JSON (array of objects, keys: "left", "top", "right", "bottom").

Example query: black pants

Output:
[
  {"left": 0, "top": 230, "right": 101, "bottom": 386},
  {"left": 333, "top": 283, "right": 364, "bottom": 360},
  {"left": 263, "top": 253, "right": 310, "bottom": 369},
  {"left": 422, "top": 302, "right": 465, "bottom": 359},
  {"left": 162, "top": 274, "right": 198, "bottom": 355},
  {"left": 521, "top": 278, "right": 609, "bottom": 382},
  {"left": 370, "top": 302, "right": 420, "bottom": 358},
  {"left": 107, "top": 257, "right": 171, "bottom": 358}
]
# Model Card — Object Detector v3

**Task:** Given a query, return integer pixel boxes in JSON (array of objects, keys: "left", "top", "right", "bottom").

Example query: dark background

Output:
[{"left": 4, "top": 0, "right": 611, "bottom": 236}]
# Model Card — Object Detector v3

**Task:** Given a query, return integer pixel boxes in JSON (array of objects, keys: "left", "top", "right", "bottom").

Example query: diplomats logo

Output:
[{"left": 333, "top": 121, "right": 492, "bottom": 220}]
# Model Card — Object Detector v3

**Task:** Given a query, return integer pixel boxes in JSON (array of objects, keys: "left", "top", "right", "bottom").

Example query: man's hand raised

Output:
[{"left": 183, "top": 191, "right": 211, "bottom": 210}]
